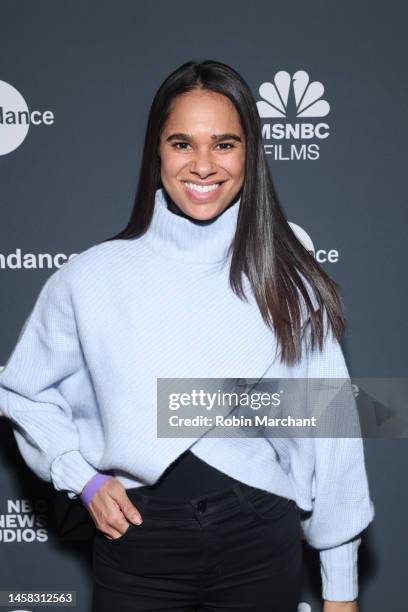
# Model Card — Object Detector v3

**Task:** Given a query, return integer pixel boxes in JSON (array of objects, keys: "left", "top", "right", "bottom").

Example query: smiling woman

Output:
[
  {"left": 106, "top": 60, "right": 348, "bottom": 363},
  {"left": 0, "top": 59, "right": 373, "bottom": 612}
]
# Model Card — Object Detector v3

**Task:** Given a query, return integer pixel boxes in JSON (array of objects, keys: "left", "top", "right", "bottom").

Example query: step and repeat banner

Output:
[{"left": 1, "top": 1, "right": 407, "bottom": 611}]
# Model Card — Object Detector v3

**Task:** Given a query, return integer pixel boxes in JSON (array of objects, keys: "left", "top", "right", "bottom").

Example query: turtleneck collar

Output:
[{"left": 141, "top": 187, "right": 241, "bottom": 264}]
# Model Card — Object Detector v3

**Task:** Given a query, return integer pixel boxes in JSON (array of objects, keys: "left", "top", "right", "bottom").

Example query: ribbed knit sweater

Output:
[{"left": 0, "top": 187, "right": 374, "bottom": 601}]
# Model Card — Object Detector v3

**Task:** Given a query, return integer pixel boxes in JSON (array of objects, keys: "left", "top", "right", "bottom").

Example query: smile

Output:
[{"left": 183, "top": 181, "right": 222, "bottom": 194}]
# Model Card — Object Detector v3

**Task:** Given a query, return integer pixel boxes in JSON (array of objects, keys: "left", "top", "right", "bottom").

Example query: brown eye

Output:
[
  {"left": 216, "top": 143, "right": 234, "bottom": 149},
  {"left": 172, "top": 142, "right": 191, "bottom": 150}
]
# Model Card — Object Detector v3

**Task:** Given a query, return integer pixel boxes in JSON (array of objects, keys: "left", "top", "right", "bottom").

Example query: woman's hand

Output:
[
  {"left": 323, "top": 600, "right": 358, "bottom": 612},
  {"left": 85, "top": 477, "right": 143, "bottom": 540}
]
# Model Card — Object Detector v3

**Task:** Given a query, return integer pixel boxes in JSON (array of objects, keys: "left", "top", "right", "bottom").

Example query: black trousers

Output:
[{"left": 91, "top": 482, "right": 303, "bottom": 612}]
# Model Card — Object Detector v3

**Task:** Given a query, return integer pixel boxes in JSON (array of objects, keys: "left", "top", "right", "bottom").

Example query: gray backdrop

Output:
[{"left": 1, "top": 1, "right": 407, "bottom": 611}]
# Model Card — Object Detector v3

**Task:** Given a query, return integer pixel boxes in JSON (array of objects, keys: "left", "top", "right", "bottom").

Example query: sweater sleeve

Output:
[
  {"left": 0, "top": 267, "right": 99, "bottom": 500},
  {"left": 300, "top": 307, "right": 375, "bottom": 601}
]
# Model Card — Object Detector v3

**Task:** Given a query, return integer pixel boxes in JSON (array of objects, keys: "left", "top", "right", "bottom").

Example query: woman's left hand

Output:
[{"left": 323, "top": 600, "right": 358, "bottom": 612}]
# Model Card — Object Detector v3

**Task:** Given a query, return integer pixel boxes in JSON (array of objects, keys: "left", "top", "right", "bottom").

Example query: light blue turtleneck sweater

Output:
[{"left": 0, "top": 187, "right": 374, "bottom": 601}]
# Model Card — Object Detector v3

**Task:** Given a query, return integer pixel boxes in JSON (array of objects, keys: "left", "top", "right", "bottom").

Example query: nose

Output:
[{"left": 189, "top": 149, "right": 218, "bottom": 177}]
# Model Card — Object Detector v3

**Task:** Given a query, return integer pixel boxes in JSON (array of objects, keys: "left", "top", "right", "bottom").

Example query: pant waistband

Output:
[{"left": 125, "top": 481, "right": 276, "bottom": 519}]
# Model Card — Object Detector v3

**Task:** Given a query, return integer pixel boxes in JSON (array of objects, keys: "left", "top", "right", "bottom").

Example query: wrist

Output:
[
  {"left": 323, "top": 599, "right": 358, "bottom": 612},
  {"left": 80, "top": 473, "right": 114, "bottom": 507}
]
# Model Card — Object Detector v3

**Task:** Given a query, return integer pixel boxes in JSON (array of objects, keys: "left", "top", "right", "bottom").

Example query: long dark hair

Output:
[{"left": 102, "top": 59, "right": 346, "bottom": 365}]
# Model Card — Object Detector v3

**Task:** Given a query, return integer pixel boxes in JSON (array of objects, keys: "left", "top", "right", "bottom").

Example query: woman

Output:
[{"left": 0, "top": 60, "right": 374, "bottom": 612}]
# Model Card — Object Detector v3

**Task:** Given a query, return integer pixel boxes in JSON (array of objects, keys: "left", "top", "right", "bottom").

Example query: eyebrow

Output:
[{"left": 165, "top": 132, "right": 242, "bottom": 143}]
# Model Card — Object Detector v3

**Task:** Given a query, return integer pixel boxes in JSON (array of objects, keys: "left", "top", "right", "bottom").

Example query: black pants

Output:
[{"left": 91, "top": 482, "right": 303, "bottom": 611}]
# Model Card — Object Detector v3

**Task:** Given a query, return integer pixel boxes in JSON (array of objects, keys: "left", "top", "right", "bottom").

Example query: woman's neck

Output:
[
  {"left": 163, "top": 189, "right": 238, "bottom": 226},
  {"left": 140, "top": 187, "right": 241, "bottom": 264}
]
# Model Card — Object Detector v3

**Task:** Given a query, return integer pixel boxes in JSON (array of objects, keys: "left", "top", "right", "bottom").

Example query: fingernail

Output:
[{"left": 131, "top": 515, "right": 142, "bottom": 525}]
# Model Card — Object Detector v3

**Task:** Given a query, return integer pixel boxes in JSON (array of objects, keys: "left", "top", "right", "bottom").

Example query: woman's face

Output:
[{"left": 159, "top": 89, "right": 245, "bottom": 221}]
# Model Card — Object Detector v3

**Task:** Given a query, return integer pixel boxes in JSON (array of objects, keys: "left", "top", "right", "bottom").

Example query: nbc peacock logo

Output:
[{"left": 256, "top": 70, "right": 330, "bottom": 161}]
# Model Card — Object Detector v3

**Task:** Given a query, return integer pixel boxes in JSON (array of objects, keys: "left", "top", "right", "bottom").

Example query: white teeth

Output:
[{"left": 184, "top": 182, "right": 221, "bottom": 193}]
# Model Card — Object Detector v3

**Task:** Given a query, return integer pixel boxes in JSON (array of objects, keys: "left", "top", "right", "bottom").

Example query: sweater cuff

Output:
[
  {"left": 320, "top": 537, "right": 361, "bottom": 601},
  {"left": 50, "top": 450, "right": 99, "bottom": 498}
]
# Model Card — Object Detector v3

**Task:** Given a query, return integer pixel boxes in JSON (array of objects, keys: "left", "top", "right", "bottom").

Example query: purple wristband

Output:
[{"left": 80, "top": 473, "right": 114, "bottom": 507}]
